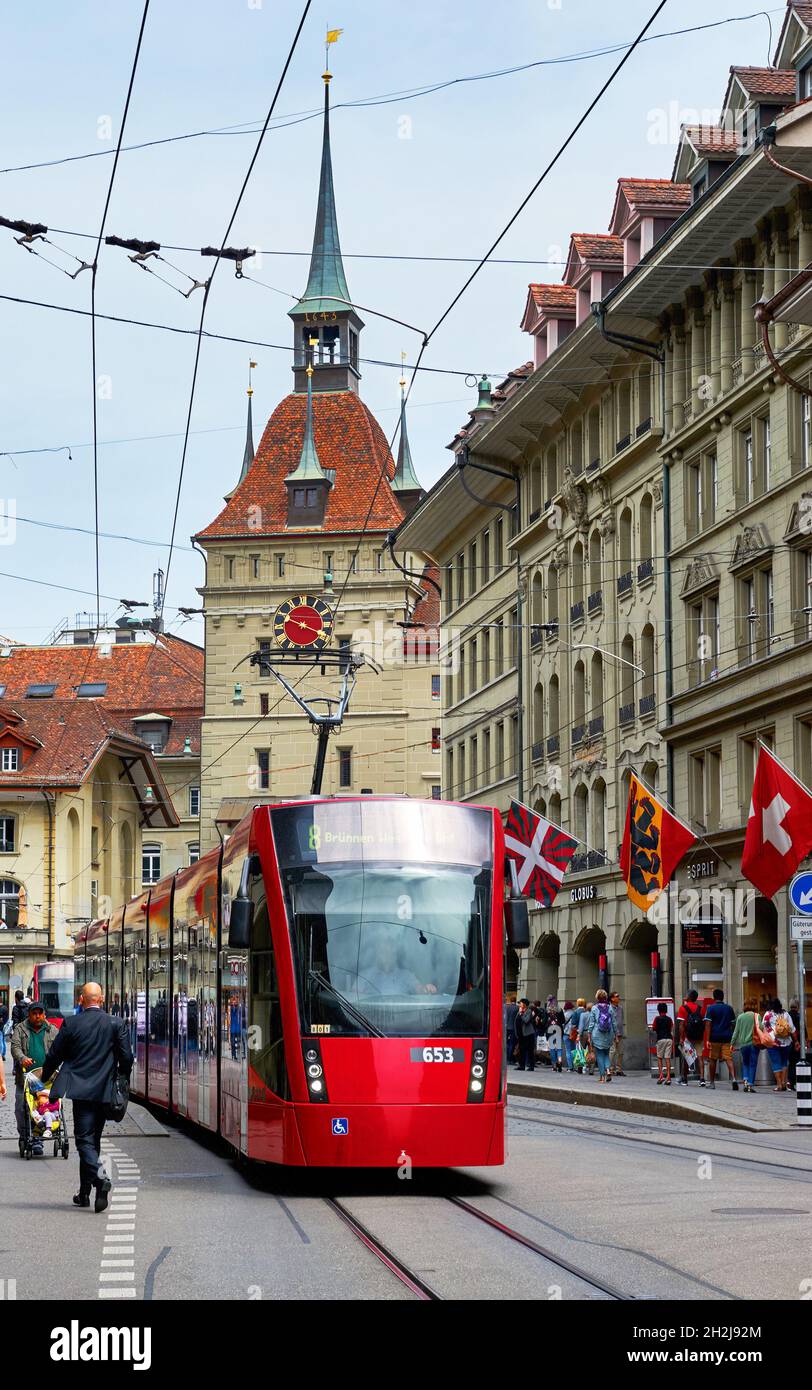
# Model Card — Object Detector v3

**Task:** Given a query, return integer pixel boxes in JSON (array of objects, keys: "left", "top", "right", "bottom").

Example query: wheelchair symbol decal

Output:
[{"left": 331, "top": 1117, "right": 348, "bottom": 1136}]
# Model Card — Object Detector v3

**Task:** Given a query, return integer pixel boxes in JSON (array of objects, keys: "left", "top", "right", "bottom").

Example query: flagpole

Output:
[
  {"left": 756, "top": 735, "right": 812, "bottom": 798},
  {"left": 513, "top": 796, "right": 616, "bottom": 868},
  {"left": 631, "top": 770, "right": 732, "bottom": 870}
]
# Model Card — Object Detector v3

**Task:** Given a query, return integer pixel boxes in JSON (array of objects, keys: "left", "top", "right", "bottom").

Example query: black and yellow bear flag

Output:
[{"left": 619, "top": 774, "right": 696, "bottom": 912}]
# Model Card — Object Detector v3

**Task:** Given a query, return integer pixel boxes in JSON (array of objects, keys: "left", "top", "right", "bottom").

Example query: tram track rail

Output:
[
  {"left": 509, "top": 1102, "right": 812, "bottom": 1180},
  {"left": 327, "top": 1192, "right": 626, "bottom": 1300}
]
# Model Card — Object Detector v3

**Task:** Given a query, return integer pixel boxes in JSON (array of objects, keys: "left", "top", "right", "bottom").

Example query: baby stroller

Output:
[{"left": 19, "top": 1072, "right": 70, "bottom": 1161}]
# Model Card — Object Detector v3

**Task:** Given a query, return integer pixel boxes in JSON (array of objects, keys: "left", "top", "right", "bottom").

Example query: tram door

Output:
[{"left": 220, "top": 950, "right": 248, "bottom": 1153}]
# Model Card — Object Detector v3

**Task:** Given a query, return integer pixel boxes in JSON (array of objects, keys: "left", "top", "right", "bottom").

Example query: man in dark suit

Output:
[{"left": 41, "top": 981, "right": 133, "bottom": 1212}]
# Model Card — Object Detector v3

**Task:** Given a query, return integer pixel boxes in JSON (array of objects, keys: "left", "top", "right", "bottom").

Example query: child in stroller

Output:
[{"left": 20, "top": 1071, "right": 69, "bottom": 1159}]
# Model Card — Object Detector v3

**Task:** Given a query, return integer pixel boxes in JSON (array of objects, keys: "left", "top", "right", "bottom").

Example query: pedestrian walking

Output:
[
  {"left": 0, "top": 999, "right": 8, "bottom": 1060},
  {"left": 651, "top": 1002, "right": 674, "bottom": 1084},
  {"left": 10, "top": 1000, "right": 57, "bottom": 1156},
  {"left": 505, "top": 993, "right": 519, "bottom": 1068},
  {"left": 731, "top": 998, "right": 760, "bottom": 1093},
  {"left": 586, "top": 989, "right": 617, "bottom": 1082},
  {"left": 760, "top": 997, "right": 797, "bottom": 1093},
  {"left": 677, "top": 989, "right": 707, "bottom": 1086},
  {"left": 545, "top": 995, "right": 564, "bottom": 1073},
  {"left": 579, "top": 996, "right": 597, "bottom": 1075},
  {"left": 608, "top": 992, "right": 626, "bottom": 1076},
  {"left": 515, "top": 998, "right": 537, "bottom": 1072},
  {"left": 703, "top": 988, "right": 739, "bottom": 1091},
  {"left": 11, "top": 990, "right": 29, "bottom": 1027},
  {"left": 562, "top": 1000, "right": 577, "bottom": 1071},
  {"left": 40, "top": 981, "right": 133, "bottom": 1211}
]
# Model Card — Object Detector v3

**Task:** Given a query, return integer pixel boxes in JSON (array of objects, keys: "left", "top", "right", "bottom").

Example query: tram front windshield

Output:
[{"left": 272, "top": 801, "right": 493, "bottom": 1038}]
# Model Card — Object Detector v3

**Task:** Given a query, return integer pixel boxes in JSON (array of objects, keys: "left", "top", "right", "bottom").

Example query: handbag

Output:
[
  {"left": 754, "top": 1014, "right": 776, "bottom": 1048},
  {"left": 104, "top": 1069, "right": 130, "bottom": 1123}
]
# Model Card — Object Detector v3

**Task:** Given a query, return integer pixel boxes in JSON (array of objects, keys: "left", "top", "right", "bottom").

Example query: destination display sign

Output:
[{"left": 681, "top": 921, "right": 723, "bottom": 955}]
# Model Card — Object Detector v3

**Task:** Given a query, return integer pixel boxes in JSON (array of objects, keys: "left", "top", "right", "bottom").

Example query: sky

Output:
[{"left": 0, "top": 0, "right": 787, "bottom": 644}]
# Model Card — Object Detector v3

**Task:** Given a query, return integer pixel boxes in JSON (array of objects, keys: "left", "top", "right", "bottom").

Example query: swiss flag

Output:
[
  {"left": 741, "top": 747, "right": 812, "bottom": 899},
  {"left": 504, "top": 801, "right": 578, "bottom": 907}
]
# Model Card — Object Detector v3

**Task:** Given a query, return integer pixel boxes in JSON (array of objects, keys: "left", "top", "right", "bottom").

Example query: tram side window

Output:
[{"left": 249, "top": 871, "right": 290, "bottom": 1100}]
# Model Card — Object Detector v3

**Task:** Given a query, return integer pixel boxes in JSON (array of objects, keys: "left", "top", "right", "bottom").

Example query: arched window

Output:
[
  {"left": 119, "top": 820, "right": 133, "bottom": 900},
  {"left": 639, "top": 493, "right": 653, "bottom": 564},
  {"left": 547, "top": 563, "right": 559, "bottom": 627},
  {"left": 533, "top": 682, "right": 545, "bottom": 743},
  {"left": 620, "top": 634, "right": 635, "bottom": 712},
  {"left": 570, "top": 419, "right": 583, "bottom": 476},
  {"left": 0, "top": 879, "right": 21, "bottom": 930},
  {"left": 532, "top": 571, "right": 543, "bottom": 625},
  {"left": 549, "top": 675, "right": 560, "bottom": 740},
  {"left": 549, "top": 792, "right": 562, "bottom": 826},
  {"left": 588, "top": 408, "right": 600, "bottom": 468},
  {"left": 572, "top": 540, "right": 584, "bottom": 607},
  {"left": 67, "top": 808, "right": 80, "bottom": 887},
  {"left": 534, "top": 796, "right": 547, "bottom": 820},
  {"left": 641, "top": 624, "right": 655, "bottom": 700},
  {"left": 589, "top": 529, "right": 602, "bottom": 599},
  {"left": 642, "top": 760, "right": 659, "bottom": 795},
  {"left": 573, "top": 660, "right": 585, "bottom": 727},
  {"left": 530, "top": 454, "right": 542, "bottom": 515},
  {"left": 545, "top": 445, "right": 558, "bottom": 502},
  {"left": 574, "top": 785, "right": 588, "bottom": 844},
  {"left": 591, "top": 778, "right": 607, "bottom": 853},
  {"left": 142, "top": 843, "right": 161, "bottom": 887},
  {"left": 591, "top": 651, "right": 603, "bottom": 719},
  {"left": 619, "top": 506, "right": 632, "bottom": 575}
]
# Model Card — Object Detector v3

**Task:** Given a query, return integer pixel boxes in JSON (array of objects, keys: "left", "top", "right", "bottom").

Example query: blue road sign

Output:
[
  {"left": 331, "top": 1118, "right": 348, "bottom": 1136},
  {"left": 789, "top": 872, "right": 812, "bottom": 914}
]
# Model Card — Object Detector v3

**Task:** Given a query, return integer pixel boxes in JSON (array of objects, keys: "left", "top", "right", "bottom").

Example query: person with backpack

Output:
[
  {"left": 677, "top": 989, "right": 707, "bottom": 1086},
  {"left": 515, "top": 998, "right": 537, "bottom": 1072},
  {"left": 761, "top": 997, "right": 797, "bottom": 1092},
  {"left": 585, "top": 989, "right": 617, "bottom": 1082},
  {"left": 545, "top": 995, "right": 564, "bottom": 1073},
  {"left": 703, "top": 988, "right": 739, "bottom": 1091}
]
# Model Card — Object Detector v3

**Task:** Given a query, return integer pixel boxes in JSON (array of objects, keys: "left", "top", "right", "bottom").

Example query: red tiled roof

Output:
[
  {"left": 792, "top": 1, "right": 812, "bottom": 24},
  {"left": 570, "top": 233, "right": 624, "bottom": 263},
  {"left": 682, "top": 125, "right": 739, "bottom": 157},
  {"left": 527, "top": 284, "right": 576, "bottom": 311},
  {"left": 197, "top": 390, "right": 405, "bottom": 540},
  {"left": 729, "top": 66, "right": 796, "bottom": 98},
  {"left": 0, "top": 636, "right": 203, "bottom": 710},
  {"left": 616, "top": 178, "right": 692, "bottom": 209},
  {"left": 0, "top": 699, "right": 161, "bottom": 787}
]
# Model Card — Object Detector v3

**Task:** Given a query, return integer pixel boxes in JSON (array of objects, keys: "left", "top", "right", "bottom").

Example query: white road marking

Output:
[{"left": 96, "top": 1146, "right": 141, "bottom": 1300}]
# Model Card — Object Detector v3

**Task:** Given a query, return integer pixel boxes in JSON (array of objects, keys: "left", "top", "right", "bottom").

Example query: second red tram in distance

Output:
[
  {"left": 74, "top": 796, "right": 528, "bottom": 1168},
  {"left": 30, "top": 960, "right": 74, "bottom": 1028}
]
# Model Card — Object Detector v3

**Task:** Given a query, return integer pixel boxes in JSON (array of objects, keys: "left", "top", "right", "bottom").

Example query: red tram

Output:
[
  {"left": 74, "top": 797, "right": 527, "bottom": 1167},
  {"left": 30, "top": 961, "right": 74, "bottom": 1029}
]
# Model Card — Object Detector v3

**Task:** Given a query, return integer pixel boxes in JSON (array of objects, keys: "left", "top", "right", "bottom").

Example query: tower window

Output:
[
  {"left": 306, "top": 488, "right": 318, "bottom": 506},
  {"left": 294, "top": 489, "right": 305, "bottom": 507},
  {"left": 349, "top": 329, "right": 358, "bottom": 370},
  {"left": 339, "top": 747, "right": 352, "bottom": 788},
  {"left": 256, "top": 750, "right": 270, "bottom": 790}
]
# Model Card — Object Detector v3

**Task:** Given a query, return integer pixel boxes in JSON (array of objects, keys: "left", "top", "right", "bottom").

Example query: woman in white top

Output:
[{"left": 761, "top": 997, "right": 797, "bottom": 1092}]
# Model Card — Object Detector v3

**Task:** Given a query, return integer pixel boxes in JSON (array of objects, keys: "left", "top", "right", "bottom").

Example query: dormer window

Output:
[
  {"left": 133, "top": 715, "right": 171, "bottom": 755},
  {"left": 1, "top": 748, "right": 19, "bottom": 772}
]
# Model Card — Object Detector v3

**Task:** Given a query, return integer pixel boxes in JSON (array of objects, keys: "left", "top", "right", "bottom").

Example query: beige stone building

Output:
[
  {"left": 194, "top": 78, "right": 441, "bottom": 847},
  {"left": 0, "top": 694, "right": 176, "bottom": 1006},
  {"left": 400, "top": 8, "right": 812, "bottom": 1060}
]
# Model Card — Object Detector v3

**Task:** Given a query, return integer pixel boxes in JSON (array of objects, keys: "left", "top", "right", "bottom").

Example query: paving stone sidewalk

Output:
[{"left": 507, "top": 1061, "right": 810, "bottom": 1131}]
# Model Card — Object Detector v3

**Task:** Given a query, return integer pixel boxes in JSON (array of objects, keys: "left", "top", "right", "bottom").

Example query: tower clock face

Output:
[{"left": 273, "top": 594, "right": 335, "bottom": 650}]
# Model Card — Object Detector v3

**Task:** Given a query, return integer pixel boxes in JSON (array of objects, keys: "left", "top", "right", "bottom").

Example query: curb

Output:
[{"left": 507, "top": 1079, "right": 784, "bottom": 1132}]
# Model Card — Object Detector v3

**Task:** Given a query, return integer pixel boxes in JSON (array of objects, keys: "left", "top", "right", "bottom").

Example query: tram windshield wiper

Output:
[{"left": 307, "top": 969, "right": 385, "bottom": 1038}]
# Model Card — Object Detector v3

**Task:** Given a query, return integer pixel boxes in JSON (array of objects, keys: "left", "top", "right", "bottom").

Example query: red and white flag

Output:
[
  {"left": 504, "top": 800, "right": 578, "bottom": 907},
  {"left": 741, "top": 746, "right": 812, "bottom": 899}
]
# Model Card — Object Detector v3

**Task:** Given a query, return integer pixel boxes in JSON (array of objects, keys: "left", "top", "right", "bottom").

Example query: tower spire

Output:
[
  {"left": 285, "top": 350, "right": 330, "bottom": 485},
  {"left": 291, "top": 74, "right": 351, "bottom": 318},
  {"left": 224, "top": 360, "right": 257, "bottom": 500},
  {"left": 391, "top": 362, "right": 424, "bottom": 515},
  {"left": 288, "top": 72, "right": 364, "bottom": 395}
]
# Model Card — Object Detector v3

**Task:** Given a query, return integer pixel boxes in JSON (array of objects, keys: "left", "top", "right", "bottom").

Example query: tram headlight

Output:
[
  {"left": 473, "top": 1049, "right": 485, "bottom": 1063},
  {"left": 470, "top": 1079, "right": 483, "bottom": 1093},
  {"left": 472, "top": 1064, "right": 484, "bottom": 1078},
  {"left": 305, "top": 1049, "right": 319, "bottom": 1063},
  {"left": 467, "top": 1040, "right": 488, "bottom": 1102},
  {"left": 308, "top": 1063, "right": 323, "bottom": 1078},
  {"left": 310, "top": 1079, "right": 323, "bottom": 1093}
]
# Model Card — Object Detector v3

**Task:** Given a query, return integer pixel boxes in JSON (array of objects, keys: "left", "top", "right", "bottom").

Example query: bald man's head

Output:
[{"left": 80, "top": 981, "right": 104, "bottom": 1009}]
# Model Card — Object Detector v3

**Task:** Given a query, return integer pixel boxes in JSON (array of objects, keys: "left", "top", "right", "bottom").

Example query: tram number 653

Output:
[{"left": 423, "top": 1047, "right": 455, "bottom": 1063}]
